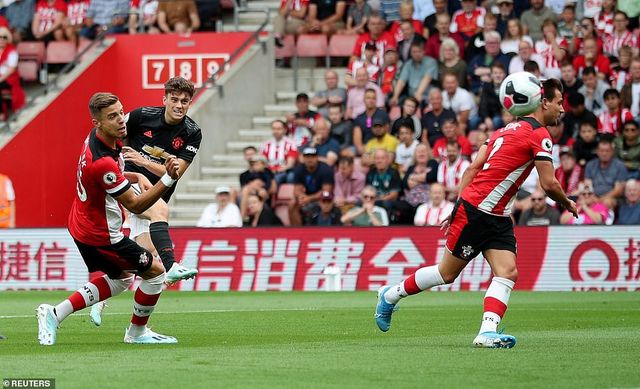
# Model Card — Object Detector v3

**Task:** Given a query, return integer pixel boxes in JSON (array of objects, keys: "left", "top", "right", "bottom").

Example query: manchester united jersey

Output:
[
  {"left": 68, "top": 129, "right": 131, "bottom": 246},
  {"left": 125, "top": 106, "right": 202, "bottom": 202},
  {"left": 462, "top": 117, "right": 553, "bottom": 216}
]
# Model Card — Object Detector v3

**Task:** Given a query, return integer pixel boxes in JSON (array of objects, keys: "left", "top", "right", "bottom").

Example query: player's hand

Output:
[
  {"left": 164, "top": 155, "right": 180, "bottom": 179},
  {"left": 122, "top": 146, "right": 147, "bottom": 167},
  {"left": 566, "top": 199, "right": 579, "bottom": 218},
  {"left": 136, "top": 174, "right": 153, "bottom": 192}
]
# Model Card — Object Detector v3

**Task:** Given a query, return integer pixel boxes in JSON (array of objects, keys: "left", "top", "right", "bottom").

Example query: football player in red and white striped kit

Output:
[
  {"left": 36, "top": 93, "right": 181, "bottom": 345},
  {"left": 375, "top": 78, "right": 578, "bottom": 348}
]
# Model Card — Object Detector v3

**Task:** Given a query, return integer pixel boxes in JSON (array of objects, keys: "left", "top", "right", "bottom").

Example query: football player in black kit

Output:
[{"left": 89, "top": 77, "right": 202, "bottom": 326}]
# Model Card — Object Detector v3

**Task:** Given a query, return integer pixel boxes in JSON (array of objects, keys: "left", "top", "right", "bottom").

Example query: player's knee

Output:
[
  {"left": 148, "top": 200, "right": 169, "bottom": 221},
  {"left": 143, "top": 259, "right": 166, "bottom": 279},
  {"left": 441, "top": 271, "right": 458, "bottom": 284},
  {"left": 496, "top": 268, "right": 518, "bottom": 283}
]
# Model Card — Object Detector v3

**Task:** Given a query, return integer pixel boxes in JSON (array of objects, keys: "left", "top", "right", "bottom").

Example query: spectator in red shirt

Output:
[
  {"left": 431, "top": 118, "right": 472, "bottom": 161},
  {"left": 64, "top": 0, "right": 89, "bottom": 43},
  {"left": 570, "top": 17, "right": 603, "bottom": 57},
  {"left": 450, "top": 0, "right": 485, "bottom": 40},
  {"left": 379, "top": 47, "right": 398, "bottom": 96},
  {"left": 573, "top": 36, "right": 611, "bottom": 80},
  {"left": 388, "top": 1, "right": 423, "bottom": 44},
  {"left": 597, "top": 88, "right": 633, "bottom": 136},
  {"left": 352, "top": 14, "right": 395, "bottom": 66},
  {"left": 425, "top": 13, "right": 465, "bottom": 60},
  {"left": 0, "top": 26, "right": 25, "bottom": 117},
  {"left": 32, "top": 0, "right": 67, "bottom": 42}
]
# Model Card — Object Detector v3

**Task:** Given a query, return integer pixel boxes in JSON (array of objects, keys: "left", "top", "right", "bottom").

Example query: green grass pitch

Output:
[{"left": 0, "top": 291, "right": 638, "bottom": 388}]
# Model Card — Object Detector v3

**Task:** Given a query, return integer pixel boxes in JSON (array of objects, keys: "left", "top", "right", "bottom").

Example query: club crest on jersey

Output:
[
  {"left": 139, "top": 253, "right": 149, "bottom": 266},
  {"left": 461, "top": 245, "right": 474, "bottom": 259},
  {"left": 172, "top": 137, "right": 184, "bottom": 150},
  {"left": 103, "top": 172, "right": 117, "bottom": 185},
  {"left": 541, "top": 138, "right": 553, "bottom": 152}
]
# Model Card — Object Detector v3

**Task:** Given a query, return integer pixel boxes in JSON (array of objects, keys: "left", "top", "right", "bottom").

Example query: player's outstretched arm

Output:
[
  {"left": 535, "top": 159, "right": 578, "bottom": 217},
  {"left": 456, "top": 144, "right": 487, "bottom": 199},
  {"left": 117, "top": 156, "right": 180, "bottom": 214}
]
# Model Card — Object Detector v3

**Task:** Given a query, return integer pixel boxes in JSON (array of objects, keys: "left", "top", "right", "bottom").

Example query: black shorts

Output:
[
  {"left": 74, "top": 237, "right": 153, "bottom": 278},
  {"left": 445, "top": 199, "right": 517, "bottom": 261}
]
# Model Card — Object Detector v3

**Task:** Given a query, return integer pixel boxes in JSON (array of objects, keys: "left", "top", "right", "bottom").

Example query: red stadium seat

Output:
[
  {"left": 274, "top": 205, "right": 291, "bottom": 226},
  {"left": 274, "top": 183, "right": 295, "bottom": 205},
  {"left": 295, "top": 34, "right": 328, "bottom": 59},
  {"left": 17, "top": 61, "right": 39, "bottom": 82},
  {"left": 16, "top": 41, "right": 46, "bottom": 63},
  {"left": 275, "top": 35, "right": 296, "bottom": 59},
  {"left": 46, "top": 41, "right": 77, "bottom": 64},
  {"left": 328, "top": 34, "right": 358, "bottom": 66}
]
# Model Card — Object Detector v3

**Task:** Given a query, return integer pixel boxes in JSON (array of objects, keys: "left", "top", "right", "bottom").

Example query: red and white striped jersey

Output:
[
  {"left": 597, "top": 108, "right": 633, "bottom": 135},
  {"left": 414, "top": 200, "right": 454, "bottom": 226},
  {"left": 595, "top": 11, "right": 614, "bottom": 36},
  {"left": 35, "top": 0, "right": 67, "bottom": 33},
  {"left": 66, "top": 0, "right": 88, "bottom": 26},
  {"left": 534, "top": 37, "right": 568, "bottom": 79},
  {"left": 610, "top": 66, "right": 632, "bottom": 91},
  {"left": 68, "top": 129, "right": 131, "bottom": 246},
  {"left": 260, "top": 137, "right": 298, "bottom": 172},
  {"left": 278, "top": 0, "right": 309, "bottom": 11},
  {"left": 603, "top": 31, "right": 638, "bottom": 58},
  {"left": 347, "top": 60, "right": 380, "bottom": 83},
  {"left": 437, "top": 157, "right": 469, "bottom": 190},
  {"left": 450, "top": 8, "right": 485, "bottom": 38},
  {"left": 462, "top": 118, "right": 553, "bottom": 216}
]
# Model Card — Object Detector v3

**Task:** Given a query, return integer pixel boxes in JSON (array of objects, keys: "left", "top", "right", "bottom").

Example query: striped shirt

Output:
[{"left": 603, "top": 30, "right": 638, "bottom": 58}]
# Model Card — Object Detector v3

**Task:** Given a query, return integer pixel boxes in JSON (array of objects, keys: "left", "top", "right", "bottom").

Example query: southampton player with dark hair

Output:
[
  {"left": 89, "top": 77, "right": 202, "bottom": 325},
  {"left": 374, "top": 78, "right": 579, "bottom": 348},
  {"left": 37, "top": 93, "right": 181, "bottom": 345}
]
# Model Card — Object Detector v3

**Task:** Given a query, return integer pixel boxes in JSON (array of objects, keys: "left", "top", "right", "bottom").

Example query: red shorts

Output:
[{"left": 445, "top": 199, "right": 517, "bottom": 261}]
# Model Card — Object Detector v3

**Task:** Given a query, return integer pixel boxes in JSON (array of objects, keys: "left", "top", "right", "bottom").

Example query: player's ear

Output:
[
  {"left": 162, "top": 95, "right": 167, "bottom": 105},
  {"left": 91, "top": 118, "right": 100, "bottom": 128}
]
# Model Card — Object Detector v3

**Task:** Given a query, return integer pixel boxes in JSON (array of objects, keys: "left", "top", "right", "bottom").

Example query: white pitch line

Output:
[{"left": 0, "top": 307, "right": 323, "bottom": 319}]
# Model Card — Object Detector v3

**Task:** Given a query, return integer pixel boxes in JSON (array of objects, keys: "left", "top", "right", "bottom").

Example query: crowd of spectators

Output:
[{"left": 207, "top": 0, "right": 640, "bottom": 227}]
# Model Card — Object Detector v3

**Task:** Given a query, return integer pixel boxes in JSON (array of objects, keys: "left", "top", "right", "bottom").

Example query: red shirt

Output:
[
  {"left": 573, "top": 55, "right": 611, "bottom": 78},
  {"left": 278, "top": 0, "right": 309, "bottom": 11},
  {"left": 603, "top": 30, "right": 638, "bottom": 58},
  {"left": 35, "top": 0, "right": 67, "bottom": 33},
  {"left": 67, "top": 0, "right": 89, "bottom": 26},
  {"left": 260, "top": 137, "right": 299, "bottom": 172},
  {"left": 425, "top": 33, "right": 465, "bottom": 59},
  {"left": 353, "top": 32, "right": 396, "bottom": 66},
  {"left": 68, "top": 130, "right": 130, "bottom": 246},
  {"left": 462, "top": 117, "right": 553, "bottom": 216},
  {"left": 597, "top": 108, "right": 633, "bottom": 135},
  {"left": 379, "top": 64, "right": 397, "bottom": 95},
  {"left": 450, "top": 8, "right": 485, "bottom": 38},
  {"left": 389, "top": 19, "right": 424, "bottom": 43},
  {"left": 432, "top": 135, "right": 473, "bottom": 161}
]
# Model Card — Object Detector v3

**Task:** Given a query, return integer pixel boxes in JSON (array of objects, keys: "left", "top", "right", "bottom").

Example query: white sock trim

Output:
[
  {"left": 414, "top": 265, "right": 446, "bottom": 290},
  {"left": 140, "top": 272, "right": 165, "bottom": 295},
  {"left": 106, "top": 275, "right": 134, "bottom": 296}
]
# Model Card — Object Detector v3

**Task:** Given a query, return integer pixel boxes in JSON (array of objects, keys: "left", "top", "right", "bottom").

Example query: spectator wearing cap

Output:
[
  {"left": 352, "top": 87, "right": 389, "bottom": 155},
  {"left": 340, "top": 185, "right": 389, "bottom": 226},
  {"left": 352, "top": 14, "right": 395, "bottom": 66},
  {"left": 518, "top": 190, "right": 560, "bottom": 226},
  {"left": 614, "top": 120, "right": 640, "bottom": 178},
  {"left": 421, "top": 88, "right": 456, "bottom": 147},
  {"left": 560, "top": 182, "right": 611, "bottom": 225},
  {"left": 311, "top": 70, "right": 347, "bottom": 118},
  {"left": 290, "top": 147, "right": 335, "bottom": 225},
  {"left": 343, "top": 0, "right": 372, "bottom": 35},
  {"left": 196, "top": 186, "right": 243, "bottom": 228},
  {"left": 305, "top": 191, "right": 343, "bottom": 225},
  {"left": 260, "top": 119, "right": 298, "bottom": 185},
  {"left": 617, "top": 179, "right": 640, "bottom": 225},
  {"left": 345, "top": 41, "right": 381, "bottom": 87},
  {"left": 555, "top": 146, "right": 584, "bottom": 196},
  {"left": 520, "top": 0, "right": 556, "bottom": 43},
  {"left": 425, "top": 13, "right": 465, "bottom": 60},
  {"left": 301, "top": 117, "right": 341, "bottom": 166},
  {"left": 298, "top": 0, "right": 345, "bottom": 36},
  {"left": 244, "top": 192, "right": 283, "bottom": 227},
  {"left": 441, "top": 72, "right": 478, "bottom": 134},
  {"left": 496, "top": 0, "right": 516, "bottom": 37},
  {"left": 390, "top": 40, "right": 438, "bottom": 107},
  {"left": 508, "top": 37, "right": 545, "bottom": 75},
  {"left": 239, "top": 155, "right": 277, "bottom": 219},
  {"left": 363, "top": 114, "right": 398, "bottom": 166},
  {"left": 287, "top": 93, "right": 322, "bottom": 147},
  {"left": 334, "top": 155, "right": 366, "bottom": 214},
  {"left": 345, "top": 68, "right": 385, "bottom": 120},
  {"left": 578, "top": 66, "right": 610, "bottom": 116},
  {"left": 585, "top": 136, "right": 628, "bottom": 209},
  {"left": 563, "top": 93, "right": 597, "bottom": 140}
]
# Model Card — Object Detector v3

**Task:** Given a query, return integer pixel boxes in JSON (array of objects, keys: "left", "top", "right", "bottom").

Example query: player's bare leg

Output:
[
  {"left": 37, "top": 272, "right": 135, "bottom": 345},
  {"left": 375, "top": 251, "right": 468, "bottom": 332},
  {"left": 124, "top": 257, "right": 177, "bottom": 344},
  {"left": 472, "top": 248, "right": 518, "bottom": 349}
]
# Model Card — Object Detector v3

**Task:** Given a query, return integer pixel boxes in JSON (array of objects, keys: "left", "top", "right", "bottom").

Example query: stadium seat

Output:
[
  {"left": 16, "top": 41, "right": 46, "bottom": 63},
  {"left": 17, "top": 61, "right": 39, "bottom": 82},
  {"left": 274, "top": 183, "right": 295, "bottom": 206},
  {"left": 45, "top": 41, "right": 77, "bottom": 65},
  {"left": 274, "top": 205, "right": 291, "bottom": 226},
  {"left": 295, "top": 34, "right": 328, "bottom": 61},
  {"left": 275, "top": 35, "right": 295, "bottom": 59},
  {"left": 328, "top": 34, "right": 358, "bottom": 66}
]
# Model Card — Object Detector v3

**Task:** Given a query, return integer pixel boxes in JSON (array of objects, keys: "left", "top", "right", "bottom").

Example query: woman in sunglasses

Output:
[
  {"left": 0, "top": 26, "right": 25, "bottom": 119},
  {"left": 559, "top": 182, "right": 610, "bottom": 225}
]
